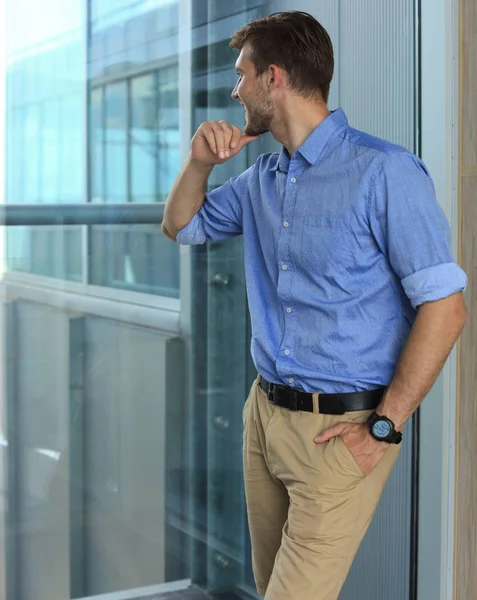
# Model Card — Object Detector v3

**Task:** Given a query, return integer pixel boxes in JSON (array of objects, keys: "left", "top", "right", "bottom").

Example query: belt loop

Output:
[{"left": 313, "top": 393, "right": 320, "bottom": 414}]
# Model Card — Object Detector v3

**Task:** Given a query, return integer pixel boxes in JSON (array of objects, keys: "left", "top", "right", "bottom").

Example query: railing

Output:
[{"left": 0, "top": 203, "right": 165, "bottom": 226}]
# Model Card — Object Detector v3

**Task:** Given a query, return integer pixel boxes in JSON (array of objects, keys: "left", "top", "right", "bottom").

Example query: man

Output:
[{"left": 162, "top": 11, "right": 467, "bottom": 600}]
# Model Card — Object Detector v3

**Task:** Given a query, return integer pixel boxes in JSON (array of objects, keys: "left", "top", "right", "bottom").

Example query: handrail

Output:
[{"left": 0, "top": 203, "right": 165, "bottom": 226}]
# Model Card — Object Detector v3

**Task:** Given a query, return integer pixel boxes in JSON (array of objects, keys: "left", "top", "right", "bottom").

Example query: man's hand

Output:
[
  {"left": 191, "top": 120, "right": 258, "bottom": 167},
  {"left": 314, "top": 422, "right": 389, "bottom": 476}
]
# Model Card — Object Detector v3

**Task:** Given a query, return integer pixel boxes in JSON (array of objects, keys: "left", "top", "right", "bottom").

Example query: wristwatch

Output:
[{"left": 367, "top": 412, "right": 402, "bottom": 444}]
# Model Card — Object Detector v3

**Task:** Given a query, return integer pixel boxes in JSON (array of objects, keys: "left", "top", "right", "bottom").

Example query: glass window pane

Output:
[
  {"left": 6, "top": 108, "right": 24, "bottom": 204},
  {"left": 105, "top": 82, "right": 128, "bottom": 202},
  {"left": 41, "top": 99, "right": 60, "bottom": 203},
  {"left": 90, "top": 87, "right": 104, "bottom": 201},
  {"left": 89, "top": 224, "right": 179, "bottom": 297},
  {"left": 130, "top": 74, "right": 157, "bottom": 202},
  {"left": 59, "top": 94, "right": 83, "bottom": 203},
  {"left": 157, "top": 65, "right": 180, "bottom": 202},
  {"left": 23, "top": 104, "right": 40, "bottom": 203},
  {"left": 5, "top": 1, "right": 85, "bottom": 282}
]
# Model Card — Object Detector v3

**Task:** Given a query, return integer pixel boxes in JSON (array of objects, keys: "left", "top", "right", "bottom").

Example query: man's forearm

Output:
[
  {"left": 377, "top": 292, "right": 467, "bottom": 429},
  {"left": 162, "top": 155, "right": 214, "bottom": 239}
]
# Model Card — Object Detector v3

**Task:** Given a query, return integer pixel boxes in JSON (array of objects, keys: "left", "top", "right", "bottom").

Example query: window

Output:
[
  {"left": 88, "top": 67, "right": 180, "bottom": 296},
  {"left": 131, "top": 74, "right": 157, "bottom": 202},
  {"left": 105, "top": 82, "right": 128, "bottom": 203}
]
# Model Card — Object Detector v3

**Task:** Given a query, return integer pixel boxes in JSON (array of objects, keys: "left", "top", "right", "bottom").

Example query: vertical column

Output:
[
  {"left": 82, "top": 0, "right": 92, "bottom": 285},
  {"left": 68, "top": 316, "right": 86, "bottom": 598},
  {"left": 455, "top": 0, "right": 477, "bottom": 598},
  {"left": 3, "top": 302, "right": 19, "bottom": 600}
]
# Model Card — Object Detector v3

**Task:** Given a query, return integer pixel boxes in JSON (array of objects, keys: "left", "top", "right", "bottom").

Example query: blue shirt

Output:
[{"left": 177, "top": 109, "right": 467, "bottom": 393}]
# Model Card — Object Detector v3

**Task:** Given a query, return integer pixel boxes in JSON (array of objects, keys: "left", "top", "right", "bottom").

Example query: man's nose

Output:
[{"left": 231, "top": 84, "right": 239, "bottom": 99}]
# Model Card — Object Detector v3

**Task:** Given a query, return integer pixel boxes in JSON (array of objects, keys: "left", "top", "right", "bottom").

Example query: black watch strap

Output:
[{"left": 386, "top": 429, "right": 403, "bottom": 444}]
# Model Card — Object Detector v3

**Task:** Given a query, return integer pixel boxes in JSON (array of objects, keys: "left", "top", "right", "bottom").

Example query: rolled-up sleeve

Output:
[
  {"left": 176, "top": 165, "right": 254, "bottom": 246},
  {"left": 368, "top": 152, "right": 467, "bottom": 308}
]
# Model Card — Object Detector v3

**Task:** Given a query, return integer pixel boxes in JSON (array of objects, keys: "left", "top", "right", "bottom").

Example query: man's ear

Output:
[{"left": 268, "top": 64, "right": 284, "bottom": 88}]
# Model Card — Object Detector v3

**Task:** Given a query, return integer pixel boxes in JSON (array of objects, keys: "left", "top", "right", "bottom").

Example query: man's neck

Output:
[{"left": 271, "top": 100, "right": 330, "bottom": 155}]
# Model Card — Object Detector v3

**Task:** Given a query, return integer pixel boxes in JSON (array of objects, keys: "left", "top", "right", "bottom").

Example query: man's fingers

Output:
[
  {"left": 219, "top": 121, "right": 235, "bottom": 156},
  {"left": 200, "top": 123, "right": 218, "bottom": 154},
  {"left": 238, "top": 133, "right": 259, "bottom": 150},
  {"left": 210, "top": 121, "right": 226, "bottom": 158},
  {"left": 314, "top": 422, "right": 348, "bottom": 444},
  {"left": 197, "top": 121, "right": 258, "bottom": 160},
  {"left": 230, "top": 125, "right": 243, "bottom": 149}
]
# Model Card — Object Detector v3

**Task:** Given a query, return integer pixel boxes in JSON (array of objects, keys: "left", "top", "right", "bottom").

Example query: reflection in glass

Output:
[
  {"left": 157, "top": 66, "right": 180, "bottom": 202},
  {"left": 131, "top": 74, "right": 157, "bottom": 203},
  {"left": 89, "top": 224, "right": 179, "bottom": 297},
  {"left": 41, "top": 99, "right": 60, "bottom": 203},
  {"left": 105, "top": 82, "right": 128, "bottom": 203},
  {"left": 91, "top": 88, "right": 104, "bottom": 202},
  {"left": 5, "top": 1, "right": 85, "bottom": 281}
]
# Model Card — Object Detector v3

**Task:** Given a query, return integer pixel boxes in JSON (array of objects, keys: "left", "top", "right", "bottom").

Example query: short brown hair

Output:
[{"left": 230, "top": 11, "right": 334, "bottom": 102}]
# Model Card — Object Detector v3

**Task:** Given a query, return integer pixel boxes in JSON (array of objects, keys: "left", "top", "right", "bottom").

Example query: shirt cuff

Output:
[
  {"left": 401, "top": 262, "right": 467, "bottom": 309},
  {"left": 176, "top": 213, "right": 206, "bottom": 245}
]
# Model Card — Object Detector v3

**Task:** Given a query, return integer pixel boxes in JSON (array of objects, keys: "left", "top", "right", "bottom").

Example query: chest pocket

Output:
[{"left": 300, "top": 216, "right": 357, "bottom": 274}]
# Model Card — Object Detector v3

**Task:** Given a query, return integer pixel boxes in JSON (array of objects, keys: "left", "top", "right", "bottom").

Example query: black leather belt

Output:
[{"left": 259, "top": 376, "right": 385, "bottom": 415}]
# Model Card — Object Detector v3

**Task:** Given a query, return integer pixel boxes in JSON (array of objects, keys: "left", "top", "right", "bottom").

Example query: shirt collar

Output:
[{"left": 271, "top": 108, "right": 348, "bottom": 172}]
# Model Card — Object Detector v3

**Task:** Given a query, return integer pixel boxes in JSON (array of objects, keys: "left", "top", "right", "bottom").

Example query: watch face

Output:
[{"left": 372, "top": 419, "right": 392, "bottom": 439}]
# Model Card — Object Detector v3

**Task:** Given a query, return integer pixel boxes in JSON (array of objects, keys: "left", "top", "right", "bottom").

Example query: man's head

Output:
[{"left": 230, "top": 11, "right": 334, "bottom": 136}]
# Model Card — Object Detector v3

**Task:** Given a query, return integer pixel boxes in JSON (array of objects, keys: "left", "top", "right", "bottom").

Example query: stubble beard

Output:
[
  {"left": 243, "top": 87, "right": 274, "bottom": 137},
  {"left": 244, "top": 113, "right": 271, "bottom": 137}
]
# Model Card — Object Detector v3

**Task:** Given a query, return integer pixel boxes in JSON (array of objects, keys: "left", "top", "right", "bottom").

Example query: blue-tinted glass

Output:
[
  {"left": 131, "top": 74, "right": 157, "bottom": 202},
  {"left": 60, "top": 94, "right": 83, "bottom": 203},
  {"left": 6, "top": 108, "right": 23, "bottom": 204},
  {"left": 157, "top": 66, "right": 180, "bottom": 202},
  {"left": 87, "top": 6, "right": 180, "bottom": 296},
  {"left": 5, "top": 0, "right": 84, "bottom": 281},
  {"left": 41, "top": 100, "right": 60, "bottom": 202},
  {"left": 90, "top": 88, "right": 104, "bottom": 200},
  {"left": 105, "top": 82, "right": 128, "bottom": 202},
  {"left": 23, "top": 104, "right": 40, "bottom": 203}
]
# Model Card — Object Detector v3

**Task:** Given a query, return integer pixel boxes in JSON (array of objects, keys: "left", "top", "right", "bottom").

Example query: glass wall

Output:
[{"left": 1, "top": 1, "right": 418, "bottom": 600}]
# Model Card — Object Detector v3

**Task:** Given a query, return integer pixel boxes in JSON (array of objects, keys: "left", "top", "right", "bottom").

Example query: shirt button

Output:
[
  {"left": 282, "top": 264, "right": 288, "bottom": 270},
  {"left": 284, "top": 350, "right": 290, "bottom": 355},
  {"left": 288, "top": 377, "right": 295, "bottom": 383},
  {"left": 290, "top": 177, "right": 297, "bottom": 183},
  {"left": 286, "top": 307, "right": 292, "bottom": 313},
  {"left": 283, "top": 221, "right": 289, "bottom": 227}
]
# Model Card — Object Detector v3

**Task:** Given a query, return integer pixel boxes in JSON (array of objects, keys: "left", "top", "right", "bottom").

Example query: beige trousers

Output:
[{"left": 243, "top": 376, "right": 400, "bottom": 600}]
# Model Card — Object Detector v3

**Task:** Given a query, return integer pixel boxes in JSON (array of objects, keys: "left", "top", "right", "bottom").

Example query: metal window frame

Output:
[{"left": 0, "top": 202, "right": 165, "bottom": 226}]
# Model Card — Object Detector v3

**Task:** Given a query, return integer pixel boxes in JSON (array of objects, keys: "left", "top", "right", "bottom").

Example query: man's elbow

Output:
[
  {"left": 457, "top": 297, "right": 468, "bottom": 330},
  {"left": 443, "top": 292, "right": 467, "bottom": 333},
  {"left": 419, "top": 292, "right": 467, "bottom": 331},
  {"left": 450, "top": 291, "right": 468, "bottom": 326},
  {"left": 161, "top": 220, "right": 178, "bottom": 242}
]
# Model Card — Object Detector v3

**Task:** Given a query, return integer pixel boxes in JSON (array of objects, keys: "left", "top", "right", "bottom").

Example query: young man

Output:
[{"left": 162, "top": 11, "right": 467, "bottom": 600}]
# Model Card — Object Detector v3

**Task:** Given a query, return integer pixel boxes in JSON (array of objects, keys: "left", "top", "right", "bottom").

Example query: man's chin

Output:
[{"left": 244, "top": 123, "right": 269, "bottom": 137}]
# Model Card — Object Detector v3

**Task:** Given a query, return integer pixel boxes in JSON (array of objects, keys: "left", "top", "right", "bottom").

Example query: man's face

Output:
[{"left": 232, "top": 45, "right": 274, "bottom": 136}]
